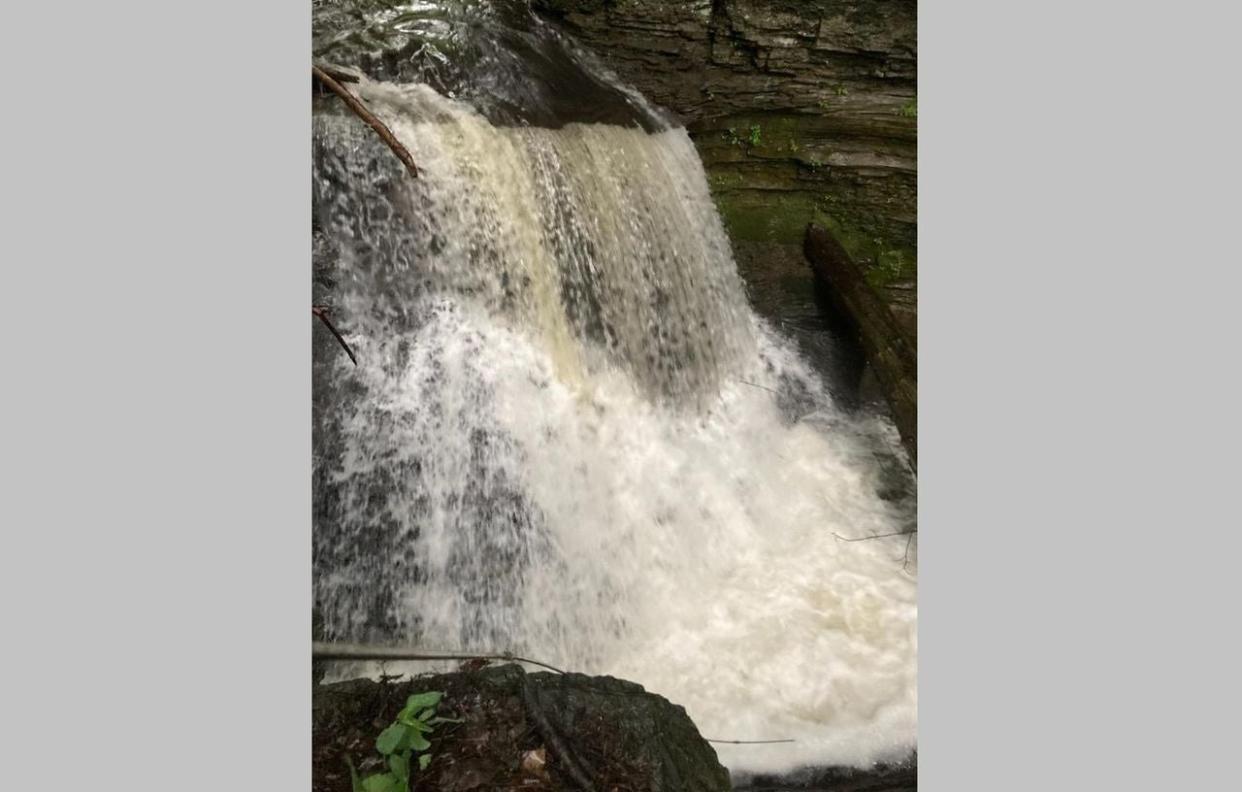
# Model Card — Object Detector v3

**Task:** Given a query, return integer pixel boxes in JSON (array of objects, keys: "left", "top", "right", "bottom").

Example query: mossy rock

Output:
[{"left": 708, "top": 188, "right": 916, "bottom": 288}]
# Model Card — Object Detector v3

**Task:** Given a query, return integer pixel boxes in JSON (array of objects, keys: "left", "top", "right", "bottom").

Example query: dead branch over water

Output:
[
  {"left": 313, "top": 64, "right": 420, "bottom": 178},
  {"left": 312, "top": 641, "right": 566, "bottom": 674},
  {"left": 312, "top": 305, "right": 358, "bottom": 366},
  {"left": 313, "top": 642, "right": 796, "bottom": 745}
]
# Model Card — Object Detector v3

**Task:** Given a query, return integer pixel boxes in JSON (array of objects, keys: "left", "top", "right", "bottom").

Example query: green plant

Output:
[
  {"left": 834, "top": 85, "right": 849, "bottom": 97},
  {"left": 348, "top": 691, "right": 459, "bottom": 792},
  {"left": 898, "top": 99, "right": 917, "bottom": 118},
  {"left": 722, "top": 125, "right": 762, "bottom": 149}
]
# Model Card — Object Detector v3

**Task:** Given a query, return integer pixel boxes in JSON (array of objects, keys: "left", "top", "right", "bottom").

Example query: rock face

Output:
[
  {"left": 313, "top": 664, "right": 732, "bottom": 792},
  {"left": 531, "top": 0, "right": 917, "bottom": 321},
  {"left": 805, "top": 223, "right": 916, "bottom": 465}
]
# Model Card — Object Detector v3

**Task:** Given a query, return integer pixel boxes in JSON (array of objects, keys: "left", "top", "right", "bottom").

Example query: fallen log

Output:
[{"left": 804, "top": 223, "right": 917, "bottom": 468}]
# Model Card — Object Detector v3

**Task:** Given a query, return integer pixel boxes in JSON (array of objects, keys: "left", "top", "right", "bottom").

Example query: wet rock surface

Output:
[
  {"left": 531, "top": 0, "right": 917, "bottom": 328},
  {"left": 313, "top": 664, "right": 732, "bottom": 791},
  {"left": 805, "top": 223, "right": 916, "bottom": 465},
  {"left": 313, "top": 664, "right": 915, "bottom": 791},
  {"left": 313, "top": 0, "right": 662, "bottom": 129}
]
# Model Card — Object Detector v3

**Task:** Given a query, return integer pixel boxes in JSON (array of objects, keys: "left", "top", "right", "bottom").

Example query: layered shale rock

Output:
[{"left": 532, "top": 0, "right": 917, "bottom": 334}]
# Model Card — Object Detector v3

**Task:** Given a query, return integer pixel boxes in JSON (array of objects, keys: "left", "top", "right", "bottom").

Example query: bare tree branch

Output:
[
  {"left": 833, "top": 528, "right": 918, "bottom": 573},
  {"left": 315, "top": 643, "right": 797, "bottom": 746},
  {"left": 313, "top": 64, "right": 420, "bottom": 178},
  {"left": 315, "top": 63, "right": 359, "bottom": 84},
  {"left": 312, "top": 305, "right": 358, "bottom": 366},
  {"left": 311, "top": 641, "right": 566, "bottom": 675},
  {"left": 832, "top": 529, "right": 916, "bottom": 542}
]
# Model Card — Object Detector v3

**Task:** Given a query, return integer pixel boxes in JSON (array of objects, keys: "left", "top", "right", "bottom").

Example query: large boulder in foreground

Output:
[{"left": 313, "top": 664, "right": 731, "bottom": 792}]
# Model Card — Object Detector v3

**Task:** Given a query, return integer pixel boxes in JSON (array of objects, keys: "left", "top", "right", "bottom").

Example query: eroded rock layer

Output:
[{"left": 532, "top": 0, "right": 917, "bottom": 331}]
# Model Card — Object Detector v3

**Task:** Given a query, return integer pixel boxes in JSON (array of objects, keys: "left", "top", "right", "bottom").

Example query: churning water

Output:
[{"left": 312, "top": 75, "right": 916, "bottom": 773}]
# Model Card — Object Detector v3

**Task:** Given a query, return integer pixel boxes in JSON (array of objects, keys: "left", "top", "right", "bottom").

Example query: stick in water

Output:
[
  {"left": 312, "top": 64, "right": 420, "bottom": 178},
  {"left": 311, "top": 642, "right": 567, "bottom": 674},
  {"left": 312, "top": 306, "right": 358, "bottom": 366}
]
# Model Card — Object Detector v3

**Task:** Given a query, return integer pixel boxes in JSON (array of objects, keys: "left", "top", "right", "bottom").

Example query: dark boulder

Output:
[{"left": 313, "top": 664, "right": 732, "bottom": 792}]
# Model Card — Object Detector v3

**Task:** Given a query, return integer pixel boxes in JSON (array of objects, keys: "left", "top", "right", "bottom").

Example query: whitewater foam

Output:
[{"left": 313, "top": 80, "right": 916, "bottom": 772}]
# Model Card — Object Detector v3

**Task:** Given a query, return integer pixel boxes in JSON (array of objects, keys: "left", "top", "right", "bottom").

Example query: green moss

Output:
[
  {"left": 697, "top": 113, "right": 916, "bottom": 286},
  {"left": 707, "top": 171, "right": 744, "bottom": 190},
  {"left": 867, "top": 249, "right": 911, "bottom": 287},
  {"left": 709, "top": 187, "right": 915, "bottom": 286},
  {"left": 821, "top": 217, "right": 917, "bottom": 287},
  {"left": 705, "top": 114, "right": 809, "bottom": 157},
  {"left": 711, "top": 190, "right": 820, "bottom": 243}
]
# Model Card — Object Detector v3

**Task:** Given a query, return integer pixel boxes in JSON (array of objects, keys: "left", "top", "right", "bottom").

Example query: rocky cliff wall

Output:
[{"left": 532, "top": 0, "right": 917, "bottom": 333}]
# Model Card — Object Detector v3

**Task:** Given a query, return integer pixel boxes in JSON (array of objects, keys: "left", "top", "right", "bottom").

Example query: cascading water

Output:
[{"left": 313, "top": 1, "right": 915, "bottom": 774}]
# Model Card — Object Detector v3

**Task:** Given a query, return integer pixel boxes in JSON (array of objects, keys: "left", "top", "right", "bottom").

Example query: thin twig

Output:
[
  {"left": 734, "top": 378, "right": 782, "bottom": 396},
  {"left": 704, "top": 738, "right": 796, "bottom": 744},
  {"left": 312, "top": 64, "right": 419, "bottom": 178},
  {"left": 312, "top": 306, "right": 358, "bottom": 366},
  {"left": 832, "top": 529, "right": 916, "bottom": 542},
  {"left": 311, "top": 642, "right": 567, "bottom": 675},
  {"left": 833, "top": 529, "right": 918, "bottom": 573}
]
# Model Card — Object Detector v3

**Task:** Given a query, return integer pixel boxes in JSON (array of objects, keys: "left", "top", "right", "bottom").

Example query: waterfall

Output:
[{"left": 312, "top": 77, "right": 916, "bottom": 773}]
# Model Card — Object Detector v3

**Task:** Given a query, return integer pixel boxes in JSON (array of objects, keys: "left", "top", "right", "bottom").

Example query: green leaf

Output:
[
  {"left": 388, "top": 753, "right": 410, "bottom": 784},
  {"left": 376, "top": 723, "right": 408, "bottom": 756},
  {"left": 427, "top": 716, "right": 462, "bottom": 725},
  {"left": 404, "top": 691, "right": 443, "bottom": 712},
  {"left": 418, "top": 754, "right": 432, "bottom": 771},
  {"left": 409, "top": 731, "right": 431, "bottom": 752},
  {"left": 416, "top": 708, "right": 436, "bottom": 721},
  {"left": 393, "top": 727, "right": 416, "bottom": 753},
  {"left": 360, "top": 773, "right": 402, "bottom": 792}
]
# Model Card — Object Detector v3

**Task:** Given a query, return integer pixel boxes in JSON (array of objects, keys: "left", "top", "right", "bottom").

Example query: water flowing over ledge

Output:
[{"left": 313, "top": 55, "right": 915, "bottom": 777}]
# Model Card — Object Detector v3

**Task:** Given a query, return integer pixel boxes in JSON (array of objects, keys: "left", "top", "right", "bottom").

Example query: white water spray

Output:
[{"left": 313, "top": 80, "right": 916, "bottom": 773}]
